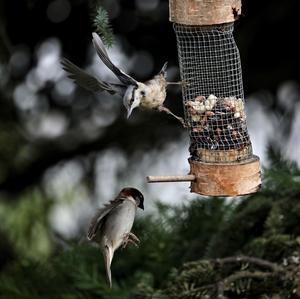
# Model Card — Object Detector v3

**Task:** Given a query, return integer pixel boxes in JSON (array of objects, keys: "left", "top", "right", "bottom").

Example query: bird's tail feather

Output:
[{"left": 103, "top": 245, "right": 113, "bottom": 288}]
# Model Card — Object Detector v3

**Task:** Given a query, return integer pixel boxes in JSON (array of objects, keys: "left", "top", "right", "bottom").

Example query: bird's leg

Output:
[
  {"left": 167, "top": 81, "right": 182, "bottom": 85},
  {"left": 167, "top": 80, "right": 189, "bottom": 87},
  {"left": 157, "top": 106, "right": 187, "bottom": 128},
  {"left": 122, "top": 232, "right": 139, "bottom": 249}
]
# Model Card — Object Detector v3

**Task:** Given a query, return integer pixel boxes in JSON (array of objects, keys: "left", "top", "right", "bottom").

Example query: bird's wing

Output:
[
  {"left": 87, "top": 196, "right": 125, "bottom": 241},
  {"left": 92, "top": 32, "right": 138, "bottom": 87},
  {"left": 61, "top": 58, "right": 125, "bottom": 95}
]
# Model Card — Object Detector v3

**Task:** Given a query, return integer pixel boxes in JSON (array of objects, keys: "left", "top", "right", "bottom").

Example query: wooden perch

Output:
[
  {"left": 147, "top": 175, "right": 196, "bottom": 183},
  {"left": 147, "top": 157, "right": 261, "bottom": 196}
]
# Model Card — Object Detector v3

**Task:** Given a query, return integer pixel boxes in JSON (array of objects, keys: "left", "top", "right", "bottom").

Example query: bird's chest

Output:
[
  {"left": 103, "top": 202, "right": 136, "bottom": 249},
  {"left": 140, "top": 80, "right": 166, "bottom": 109}
]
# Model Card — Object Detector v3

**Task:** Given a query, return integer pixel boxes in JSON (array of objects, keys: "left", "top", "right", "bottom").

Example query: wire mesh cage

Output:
[
  {"left": 147, "top": 0, "right": 261, "bottom": 196},
  {"left": 175, "top": 23, "right": 253, "bottom": 163}
]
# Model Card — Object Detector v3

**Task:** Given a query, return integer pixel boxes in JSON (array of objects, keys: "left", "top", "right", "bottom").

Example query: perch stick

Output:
[{"left": 147, "top": 175, "right": 196, "bottom": 183}]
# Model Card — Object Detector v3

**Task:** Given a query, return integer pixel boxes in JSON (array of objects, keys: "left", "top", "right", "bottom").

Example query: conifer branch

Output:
[
  {"left": 92, "top": 6, "right": 114, "bottom": 48},
  {"left": 213, "top": 255, "right": 283, "bottom": 272},
  {"left": 217, "top": 270, "right": 275, "bottom": 298}
]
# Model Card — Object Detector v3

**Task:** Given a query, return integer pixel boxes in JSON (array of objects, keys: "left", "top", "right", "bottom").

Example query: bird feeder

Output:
[{"left": 147, "top": 0, "right": 261, "bottom": 196}]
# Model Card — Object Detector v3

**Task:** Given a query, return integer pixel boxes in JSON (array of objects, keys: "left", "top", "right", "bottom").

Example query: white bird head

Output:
[{"left": 123, "top": 83, "right": 147, "bottom": 118}]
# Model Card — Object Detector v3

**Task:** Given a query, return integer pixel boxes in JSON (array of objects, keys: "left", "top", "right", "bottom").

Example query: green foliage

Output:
[
  {"left": 0, "top": 244, "right": 131, "bottom": 299},
  {"left": 206, "top": 195, "right": 273, "bottom": 258},
  {"left": 1, "top": 153, "right": 300, "bottom": 298},
  {"left": 263, "top": 145, "right": 300, "bottom": 197},
  {"left": 245, "top": 234, "right": 298, "bottom": 261},
  {"left": 0, "top": 199, "right": 229, "bottom": 299},
  {"left": 92, "top": 7, "right": 114, "bottom": 48},
  {"left": 144, "top": 151, "right": 300, "bottom": 298},
  {"left": 170, "top": 197, "right": 231, "bottom": 262},
  {"left": 0, "top": 123, "right": 25, "bottom": 183},
  {"left": 0, "top": 190, "right": 53, "bottom": 261}
]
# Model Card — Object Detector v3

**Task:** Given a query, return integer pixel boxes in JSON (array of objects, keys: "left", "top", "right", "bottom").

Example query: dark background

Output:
[{"left": 3, "top": 0, "right": 300, "bottom": 92}]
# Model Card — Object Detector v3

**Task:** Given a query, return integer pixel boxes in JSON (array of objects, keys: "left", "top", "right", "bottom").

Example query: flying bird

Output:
[
  {"left": 61, "top": 32, "right": 185, "bottom": 125},
  {"left": 87, "top": 187, "right": 144, "bottom": 288}
]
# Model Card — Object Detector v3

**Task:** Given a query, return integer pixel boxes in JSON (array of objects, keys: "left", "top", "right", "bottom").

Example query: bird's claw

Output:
[
  {"left": 180, "top": 80, "right": 190, "bottom": 88},
  {"left": 122, "top": 239, "right": 139, "bottom": 248},
  {"left": 128, "top": 232, "right": 140, "bottom": 243},
  {"left": 179, "top": 117, "right": 188, "bottom": 128},
  {"left": 122, "top": 232, "right": 140, "bottom": 249}
]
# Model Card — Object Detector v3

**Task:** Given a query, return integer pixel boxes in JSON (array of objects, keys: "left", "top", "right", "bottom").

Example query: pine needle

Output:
[{"left": 92, "top": 6, "right": 114, "bottom": 48}]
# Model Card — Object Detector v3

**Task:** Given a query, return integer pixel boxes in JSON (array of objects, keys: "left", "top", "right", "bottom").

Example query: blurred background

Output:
[{"left": 0, "top": 0, "right": 300, "bottom": 298}]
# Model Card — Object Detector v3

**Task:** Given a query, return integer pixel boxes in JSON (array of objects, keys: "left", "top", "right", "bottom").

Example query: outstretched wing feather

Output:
[
  {"left": 61, "top": 58, "right": 119, "bottom": 94},
  {"left": 92, "top": 32, "right": 137, "bottom": 87}
]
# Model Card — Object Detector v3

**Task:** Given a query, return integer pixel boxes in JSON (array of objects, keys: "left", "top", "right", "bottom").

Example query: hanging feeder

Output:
[{"left": 147, "top": 0, "right": 261, "bottom": 196}]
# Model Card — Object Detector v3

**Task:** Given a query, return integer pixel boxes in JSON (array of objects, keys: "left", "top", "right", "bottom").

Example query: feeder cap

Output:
[{"left": 169, "top": 0, "right": 242, "bottom": 26}]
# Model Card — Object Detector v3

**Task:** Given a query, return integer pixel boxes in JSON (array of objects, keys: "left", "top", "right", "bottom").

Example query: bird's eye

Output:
[{"left": 140, "top": 91, "right": 146, "bottom": 96}]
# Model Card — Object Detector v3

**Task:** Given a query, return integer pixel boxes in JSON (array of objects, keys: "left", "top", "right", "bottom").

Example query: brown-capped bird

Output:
[
  {"left": 61, "top": 32, "right": 185, "bottom": 125},
  {"left": 87, "top": 187, "right": 144, "bottom": 288}
]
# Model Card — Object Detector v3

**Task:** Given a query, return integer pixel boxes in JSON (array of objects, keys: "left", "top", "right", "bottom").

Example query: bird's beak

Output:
[
  {"left": 127, "top": 107, "right": 134, "bottom": 119},
  {"left": 140, "top": 203, "right": 144, "bottom": 210}
]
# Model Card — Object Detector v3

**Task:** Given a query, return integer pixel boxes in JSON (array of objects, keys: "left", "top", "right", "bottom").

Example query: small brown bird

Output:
[
  {"left": 87, "top": 187, "right": 144, "bottom": 288},
  {"left": 61, "top": 32, "right": 185, "bottom": 125}
]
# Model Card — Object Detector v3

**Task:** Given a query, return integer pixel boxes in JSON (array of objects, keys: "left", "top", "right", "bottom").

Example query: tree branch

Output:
[
  {"left": 213, "top": 255, "right": 283, "bottom": 272},
  {"left": 217, "top": 270, "right": 275, "bottom": 298}
]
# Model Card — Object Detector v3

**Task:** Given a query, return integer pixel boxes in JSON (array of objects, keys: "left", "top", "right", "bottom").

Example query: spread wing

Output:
[
  {"left": 61, "top": 58, "right": 126, "bottom": 95},
  {"left": 92, "top": 32, "right": 138, "bottom": 87},
  {"left": 87, "top": 196, "right": 125, "bottom": 241}
]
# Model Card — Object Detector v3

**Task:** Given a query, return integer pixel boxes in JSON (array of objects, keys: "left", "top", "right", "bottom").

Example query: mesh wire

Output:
[{"left": 174, "top": 23, "right": 253, "bottom": 163}]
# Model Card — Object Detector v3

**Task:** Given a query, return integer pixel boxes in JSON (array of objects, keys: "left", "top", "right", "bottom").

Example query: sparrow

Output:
[
  {"left": 87, "top": 187, "right": 144, "bottom": 288},
  {"left": 61, "top": 32, "right": 185, "bottom": 126}
]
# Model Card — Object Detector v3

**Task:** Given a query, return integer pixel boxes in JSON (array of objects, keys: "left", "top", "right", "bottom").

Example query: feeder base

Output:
[{"left": 189, "top": 156, "right": 261, "bottom": 196}]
